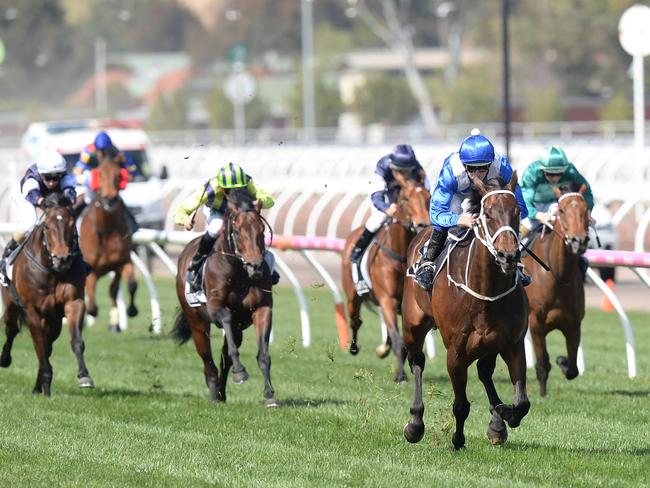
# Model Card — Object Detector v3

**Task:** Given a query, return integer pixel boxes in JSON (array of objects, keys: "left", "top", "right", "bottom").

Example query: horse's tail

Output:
[{"left": 171, "top": 309, "right": 192, "bottom": 345}]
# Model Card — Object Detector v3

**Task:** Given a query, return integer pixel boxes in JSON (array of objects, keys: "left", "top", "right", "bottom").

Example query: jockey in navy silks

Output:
[
  {"left": 349, "top": 144, "right": 431, "bottom": 295},
  {"left": 414, "top": 129, "right": 530, "bottom": 291}
]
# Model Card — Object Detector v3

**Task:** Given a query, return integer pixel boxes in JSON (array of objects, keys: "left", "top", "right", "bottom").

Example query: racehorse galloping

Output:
[
  {"left": 342, "top": 173, "right": 430, "bottom": 383},
  {"left": 402, "top": 173, "right": 530, "bottom": 449},
  {"left": 522, "top": 184, "right": 589, "bottom": 397},
  {"left": 172, "top": 188, "right": 277, "bottom": 406},
  {"left": 1, "top": 193, "right": 92, "bottom": 395},
  {"left": 79, "top": 152, "right": 138, "bottom": 331}
]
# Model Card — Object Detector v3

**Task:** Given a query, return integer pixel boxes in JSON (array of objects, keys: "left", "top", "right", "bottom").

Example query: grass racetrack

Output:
[{"left": 1, "top": 277, "right": 649, "bottom": 487}]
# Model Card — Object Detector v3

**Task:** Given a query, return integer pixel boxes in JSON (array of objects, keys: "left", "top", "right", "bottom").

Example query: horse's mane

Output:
[
  {"left": 42, "top": 191, "right": 71, "bottom": 209},
  {"left": 464, "top": 177, "right": 507, "bottom": 214},
  {"left": 226, "top": 187, "right": 256, "bottom": 212},
  {"left": 557, "top": 181, "right": 580, "bottom": 194}
]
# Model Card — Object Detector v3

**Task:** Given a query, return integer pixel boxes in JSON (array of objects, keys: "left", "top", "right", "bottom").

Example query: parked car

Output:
[{"left": 21, "top": 120, "right": 168, "bottom": 229}]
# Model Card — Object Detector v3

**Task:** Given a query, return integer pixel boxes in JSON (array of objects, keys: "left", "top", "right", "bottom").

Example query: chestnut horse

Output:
[
  {"left": 172, "top": 188, "right": 277, "bottom": 406},
  {"left": 522, "top": 184, "right": 589, "bottom": 397},
  {"left": 79, "top": 153, "right": 138, "bottom": 331},
  {"left": 402, "top": 173, "right": 530, "bottom": 449},
  {"left": 341, "top": 174, "right": 430, "bottom": 383},
  {"left": 1, "top": 193, "right": 93, "bottom": 395}
]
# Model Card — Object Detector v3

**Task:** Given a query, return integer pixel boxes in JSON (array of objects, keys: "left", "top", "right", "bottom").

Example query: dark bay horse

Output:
[
  {"left": 402, "top": 173, "right": 530, "bottom": 449},
  {"left": 1, "top": 193, "right": 93, "bottom": 395},
  {"left": 341, "top": 174, "right": 430, "bottom": 383},
  {"left": 522, "top": 184, "right": 589, "bottom": 397},
  {"left": 172, "top": 188, "right": 277, "bottom": 406},
  {"left": 79, "top": 154, "right": 138, "bottom": 331}
]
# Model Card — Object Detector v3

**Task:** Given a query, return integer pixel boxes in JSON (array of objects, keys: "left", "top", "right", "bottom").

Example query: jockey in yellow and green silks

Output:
[{"left": 174, "top": 162, "right": 277, "bottom": 293}]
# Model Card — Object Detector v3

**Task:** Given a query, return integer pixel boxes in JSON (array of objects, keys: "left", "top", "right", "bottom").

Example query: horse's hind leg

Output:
[
  {"left": 378, "top": 297, "right": 406, "bottom": 384},
  {"left": 497, "top": 340, "right": 531, "bottom": 429},
  {"left": 346, "top": 290, "right": 363, "bottom": 355},
  {"left": 108, "top": 269, "right": 122, "bottom": 332},
  {"left": 123, "top": 262, "right": 138, "bottom": 317},
  {"left": 84, "top": 272, "right": 99, "bottom": 318},
  {"left": 213, "top": 308, "right": 248, "bottom": 384},
  {"left": 1, "top": 304, "right": 21, "bottom": 368},
  {"left": 187, "top": 315, "right": 220, "bottom": 401},
  {"left": 253, "top": 306, "right": 277, "bottom": 407},
  {"left": 477, "top": 355, "right": 507, "bottom": 445},
  {"left": 447, "top": 355, "right": 471, "bottom": 450},
  {"left": 556, "top": 324, "right": 580, "bottom": 380},
  {"left": 65, "top": 298, "right": 94, "bottom": 388}
]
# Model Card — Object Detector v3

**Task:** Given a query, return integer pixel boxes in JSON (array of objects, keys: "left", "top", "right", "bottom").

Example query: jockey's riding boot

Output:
[
  {"left": 72, "top": 200, "right": 88, "bottom": 219},
  {"left": 271, "top": 270, "right": 280, "bottom": 285},
  {"left": 0, "top": 238, "right": 19, "bottom": 284},
  {"left": 123, "top": 204, "right": 140, "bottom": 234},
  {"left": 520, "top": 270, "right": 532, "bottom": 287},
  {"left": 578, "top": 256, "right": 589, "bottom": 279},
  {"left": 414, "top": 228, "right": 448, "bottom": 291},
  {"left": 350, "top": 228, "right": 376, "bottom": 265},
  {"left": 186, "top": 233, "right": 217, "bottom": 293}
]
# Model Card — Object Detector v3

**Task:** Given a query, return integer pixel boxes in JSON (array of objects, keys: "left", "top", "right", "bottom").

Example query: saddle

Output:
[{"left": 406, "top": 228, "right": 471, "bottom": 285}]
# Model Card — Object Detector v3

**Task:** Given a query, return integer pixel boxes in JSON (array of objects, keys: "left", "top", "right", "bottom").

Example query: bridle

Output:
[
  {"left": 25, "top": 208, "right": 79, "bottom": 274},
  {"left": 219, "top": 207, "right": 273, "bottom": 270},
  {"left": 542, "top": 192, "right": 589, "bottom": 253}
]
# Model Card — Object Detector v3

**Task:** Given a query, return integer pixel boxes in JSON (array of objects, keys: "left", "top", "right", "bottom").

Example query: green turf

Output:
[{"left": 0, "top": 277, "right": 648, "bottom": 487}]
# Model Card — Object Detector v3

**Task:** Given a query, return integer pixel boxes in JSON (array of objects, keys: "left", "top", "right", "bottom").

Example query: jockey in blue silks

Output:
[
  {"left": 350, "top": 144, "right": 431, "bottom": 295},
  {"left": 414, "top": 129, "right": 529, "bottom": 291}
]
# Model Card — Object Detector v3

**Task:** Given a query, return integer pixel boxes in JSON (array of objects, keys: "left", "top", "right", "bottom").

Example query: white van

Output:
[{"left": 21, "top": 120, "right": 168, "bottom": 229}]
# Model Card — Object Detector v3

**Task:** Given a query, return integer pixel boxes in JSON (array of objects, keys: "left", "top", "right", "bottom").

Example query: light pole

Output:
[
  {"left": 94, "top": 37, "right": 107, "bottom": 113},
  {"left": 301, "top": 0, "right": 316, "bottom": 142},
  {"left": 501, "top": 0, "right": 511, "bottom": 160}
]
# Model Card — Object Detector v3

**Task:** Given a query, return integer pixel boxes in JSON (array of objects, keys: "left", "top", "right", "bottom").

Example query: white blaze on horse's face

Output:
[{"left": 556, "top": 193, "right": 589, "bottom": 255}]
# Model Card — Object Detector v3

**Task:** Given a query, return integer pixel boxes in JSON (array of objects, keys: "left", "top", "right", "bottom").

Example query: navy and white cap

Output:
[
  {"left": 389, "top": 144, "right": 418, "bottom": 169},
  {"left": 459, "top": 128, "right": 495, "bottom": 166}
]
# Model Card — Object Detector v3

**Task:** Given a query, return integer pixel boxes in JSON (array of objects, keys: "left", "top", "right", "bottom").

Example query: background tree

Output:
[
  {"left": 351, "top": 75, "right": 418, "bottom": 125},
  {"left": 147, "top": 91, "right": 189, "bottom": 130},
  {"left": 205, "top": 82, "right": 270, "bottom": 130},
  {"left": 288, "top": 73, "right": 345, "bottom": 128}
]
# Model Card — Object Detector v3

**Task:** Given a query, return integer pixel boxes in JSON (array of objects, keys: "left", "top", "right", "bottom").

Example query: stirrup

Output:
[
  {"left": 354, "top": 279, "right": 371, "bottom": 296},
  {"left": 414, "top": 263, "right": 435, "bottom": 290},
  {"left": 184, "top": 282, "right": 206, "bottom": 307}
]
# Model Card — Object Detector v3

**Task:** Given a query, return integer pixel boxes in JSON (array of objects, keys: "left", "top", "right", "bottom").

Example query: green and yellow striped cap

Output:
[{"left": 217, "top": 163, "right": 249, "bottom": 188}]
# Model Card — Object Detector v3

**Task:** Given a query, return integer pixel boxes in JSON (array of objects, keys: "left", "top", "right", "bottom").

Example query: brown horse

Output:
[
  {"left": 172, "top": 188, "right": 276, "bottom": 406},
  {"left": 1, "top": 193, "right": 93, "bottom": 395},
  {"left": 402, "top": 173, "right": 530, "bottom": 449},
  {"left": 522, "top": 184, "right": 589, "bottom": 397},
  {"left": 341, "top": 174, "right": 430, "bottom": 383},
  {"left": 79, "top": 154, "right": 138, "bottom": 331}
]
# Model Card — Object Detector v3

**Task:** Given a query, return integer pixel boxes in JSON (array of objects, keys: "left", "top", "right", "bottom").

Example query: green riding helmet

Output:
[
  {"left": 539, "top": 146, "right": 570, "bottom": 174},
  {"left": 217, "top": 162, "right": 249, "bottom": 188}
]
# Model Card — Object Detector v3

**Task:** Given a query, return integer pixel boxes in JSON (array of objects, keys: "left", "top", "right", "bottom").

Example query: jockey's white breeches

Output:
[
  {"left": 203, "top": 207, "right": 224, "bottom": 238},
  {"left": 365, "top": 206, "right": 388, "bottom": 233},
  {"left": 10, "top": 189, "right": 39, "bottom": 241}
]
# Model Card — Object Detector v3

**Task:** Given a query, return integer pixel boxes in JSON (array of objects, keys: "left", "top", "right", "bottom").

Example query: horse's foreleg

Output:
[
  {"left": 108, "top": 269, "right": 122, "bottom": 332},
  {"left": 347, "top": 290, "right": 363, "bottom": 355},
  {"left": 27, "top": 316, "right": 54, "bottom": 396},
  {"left": 448, "top": 354, "right": 470, "bottom": 450},
  {"left": 122, "top": 262, "right": 138, "bottom": 317},
  {"left": 557, "top": 324, "right": 580, "bottom": 380},
  {"left": 214, "top": 308, "right": 248, "bottom": 384},
  {"left": 477, "top": 354, "right": 507, "bottom": 445},
  {"left": 65, "top": 298, "right": 94, "bottom": 388},
  {"left": 253, "top": 306, "right": 277, "bottom": 407},
  {"left": 84, "top": 272, "right": 99, "bottom": 318},
  {"left": 497, "top": 340, "right": 531, "bottom": 429},
  {"left": 378, "top": 297, "right": 406, "bottom": 384},
  {"left": 189, "top": 321, "right": 220, "bottom": 402},
  {"left": 530, "top": 316, "right": 551, "bottom": 397},
  {"left": 1, "top": 304, "right": 21, "bottom": 368}
]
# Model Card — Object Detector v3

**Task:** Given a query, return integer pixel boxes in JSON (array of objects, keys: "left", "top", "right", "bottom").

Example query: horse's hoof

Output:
[
  {"left": 87, "top": 307, "right": 98, "bottom": 318},
  {"left": 232, "top": 369, "right": 249, "bottom": 384},
  {"left": 451, "top": 432, "right": 466, "bottom": 450},
  {"left": 375, "top": 343, "right": 391, "bottom": 359},
  {"left": 264, "top": 397, "right": 280, "bottom": 408},
  {"left": 539, "top": 383, "right": 548, "bottom": 397},
  {"left": 349, "top": 343, "right": 360, "bottom": 356},
  {"left": 395, "top": 374, "right": 408, "bottom": 385},
  {"left": 108, "top": 324, "right": 121, "bottom": 333},
  {"left": 487, "top": 425, "right": 508, "bottom": 445},
  {"left": 127, "top": 305, "right": 138, "bottom": 317},
  {"left": 403, "top": 421, "right": 425, "bottom": 443},
  {"left": 0, "top": 354, "right": 11, "bottom": 368},
  {"left": 78, "top": 376, "right": 95, "bottom": 388}
]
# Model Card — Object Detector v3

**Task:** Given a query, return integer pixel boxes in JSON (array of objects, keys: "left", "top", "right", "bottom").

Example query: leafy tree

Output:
[
  {"left": 205, "top": 82, "right": 270, "bottom": 130},
  {"left": 600, "top": 92, "right": 633, "bottom": 121},
  {"left": 523, "top": 88, "right": 563, "bottom": 122},
  {"left": 287, "top": 73, "right": 344, "bottom": 128},
  {"left": 351, "top": 75, "right": 418, "bottom": 125},
  {"left": 147, "top": 91, "right": 188, "bottom": 130}
]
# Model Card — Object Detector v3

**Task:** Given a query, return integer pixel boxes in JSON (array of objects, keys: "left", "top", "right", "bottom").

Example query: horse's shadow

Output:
[
  {"left": 606, "top": 389, "right": 650, "bottom": 398},
  {"left": 505, "top": 440, "right": 650, "bottom": 457},
  {"left": 276, "top": 397, "right": 352, "bottom": 408}
]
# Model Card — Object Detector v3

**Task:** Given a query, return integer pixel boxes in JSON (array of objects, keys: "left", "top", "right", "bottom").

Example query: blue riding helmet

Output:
[
  {"left": 94, "top": 131, "right": 114, "bottom": 151},
  {"left": 459, "top": 129, "right": 495, "bottom": 165},
  {"left": 389, "top": 144, "right": 418, "bottom": 170}
]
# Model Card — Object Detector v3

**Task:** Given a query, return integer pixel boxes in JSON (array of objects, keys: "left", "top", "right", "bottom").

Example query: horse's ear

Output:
[
  {"left": 507, "top": 170, "right": 518, "bottom": 191},
  {"left": 552, "top": 185, "right": 562, "bottom": 198},
  {"left": 579, "top": 183, "right": 587, "bottom": 195},
  {"left": 391, "top": 168, "right": 409, "bottom": 188},
  {"left": 254, "top": 199, "right": 262, "bottom": 212},
  {"left": 469, "top": 173, "right": 487, "bottom": 196}
]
